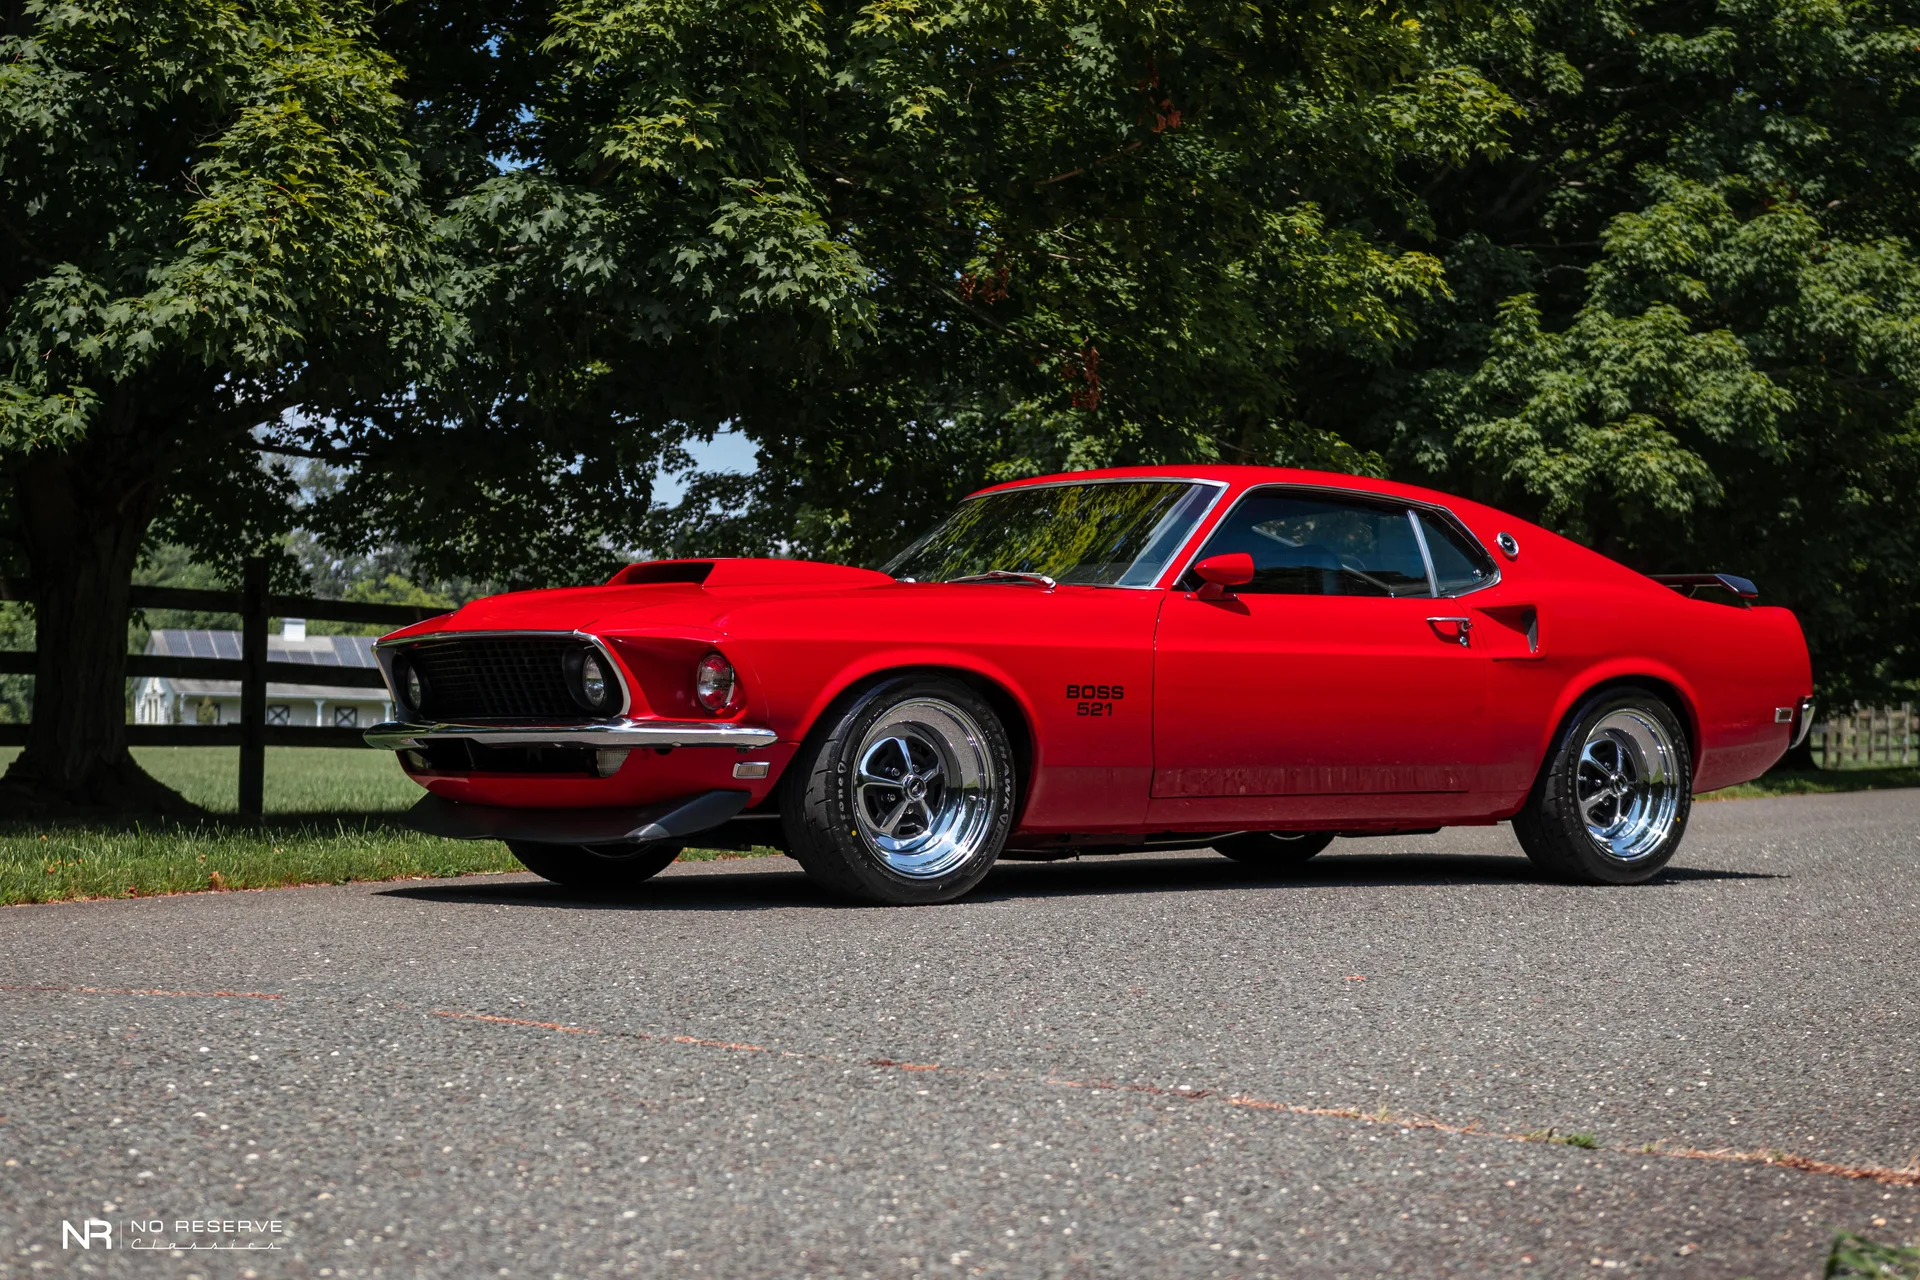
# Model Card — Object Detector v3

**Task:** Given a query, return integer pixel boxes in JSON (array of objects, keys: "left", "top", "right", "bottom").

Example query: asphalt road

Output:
[{"left": 3, "top": 790, "right": 1917, "bottom": 1279}]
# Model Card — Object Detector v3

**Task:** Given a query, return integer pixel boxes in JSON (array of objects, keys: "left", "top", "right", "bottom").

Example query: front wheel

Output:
[
  {"left": 1213, "top": 830, "right": 1336, "bottom": 870},
  {"left": 782, "top": 677, "right": 1017, "bottom": 905},
  {"left": 506, "top": 839, "right": 682, "bottom": 890},
  {"left": 1513, "top": 688, "right": 1692, "bottom": 884}
]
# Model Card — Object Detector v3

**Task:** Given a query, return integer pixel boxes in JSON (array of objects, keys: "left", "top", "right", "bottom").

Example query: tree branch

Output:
[
  {"left": 1034, "top": 139, "right": 1143, "bottom": 189},
  {"left": 249, "top": 441, "right": 369, "bottom": 463}
]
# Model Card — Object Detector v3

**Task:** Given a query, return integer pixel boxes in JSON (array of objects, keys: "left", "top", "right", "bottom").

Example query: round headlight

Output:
[
  {"left": 400, "top": 661, "right": 426, "bottom": 716},
  {"left": 563, "top": 646, "right": 618, "bottom": 713},
  {"left": 694, "top": 652, "right": 739, "bottom": 713},
  {"left": 579, "top": 651, "right": 609, "bottom": 709}
]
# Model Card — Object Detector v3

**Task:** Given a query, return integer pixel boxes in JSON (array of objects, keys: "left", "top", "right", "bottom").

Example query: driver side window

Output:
[{"left": 1191, "top": 491, "right": 1433, "bottom": 597}]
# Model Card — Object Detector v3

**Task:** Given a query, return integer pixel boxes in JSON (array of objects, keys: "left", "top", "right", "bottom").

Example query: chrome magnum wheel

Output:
[
  {"left": 1515, "top": 689, "right": 1693, "bottom": 885},
  {"left": 851, "top": 701, "right": 999, "bottom": 880},
  {"left": 1574, "top": 708, "right": 1682, "bottom": 862},
  {"left": 784, "top": 677, "right": 1017, "bottom": 904}
]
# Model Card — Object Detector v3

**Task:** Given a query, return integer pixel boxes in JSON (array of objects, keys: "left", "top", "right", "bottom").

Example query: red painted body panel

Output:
[
  {"left": 1152, "top": 594, "right": 1484, "bottom": 800},
  {"left": 380, "top": 466, "right": 1813, "bottom": 833}
]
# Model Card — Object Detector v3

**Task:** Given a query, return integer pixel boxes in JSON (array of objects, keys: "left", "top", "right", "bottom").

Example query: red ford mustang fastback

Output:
[{"left": 366, "top": 466, "right": 1813, "bottom": 904}]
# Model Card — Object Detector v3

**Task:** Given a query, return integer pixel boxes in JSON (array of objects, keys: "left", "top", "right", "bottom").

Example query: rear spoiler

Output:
[{"left": 1648, "top": 572, "right": 1759, "bottom": 604}]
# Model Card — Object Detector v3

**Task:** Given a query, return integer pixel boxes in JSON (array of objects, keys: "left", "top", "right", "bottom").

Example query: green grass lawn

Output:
[
  {"left": 0, "top": 745, "right": 425, "bottom": 816},
  {"left": 1824, "top": 1231, "right": 1920, "bottom": 1279},
  {"left": 135, "top": 745, "right": 425, "bottom": 814},
  {"left": 5, "top": 817, "right": 522, "bottom": 906},
  {"left": 1698, "top": 764, "right": 1920, "bottom": 800},
  {"left": 0, "top": 746, "right": 777, "bottom": 906}
]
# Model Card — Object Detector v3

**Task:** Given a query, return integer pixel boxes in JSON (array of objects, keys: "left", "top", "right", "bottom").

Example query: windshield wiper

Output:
[{"left": 945, "top": 569, "right": 1057, "bottom": 589}]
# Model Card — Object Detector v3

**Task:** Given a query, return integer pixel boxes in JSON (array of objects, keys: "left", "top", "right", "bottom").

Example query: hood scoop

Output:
[
  {"left": 609, "top": 560, "right": 717, "bottom": 586},
  {"left": 606, "top": 558, "right": 891, "bottom": 589}
]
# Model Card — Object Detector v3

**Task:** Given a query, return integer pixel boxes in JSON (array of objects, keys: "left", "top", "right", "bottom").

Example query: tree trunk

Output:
[{"left": 0, "top": 436, "right": 200, "bottom": 816}]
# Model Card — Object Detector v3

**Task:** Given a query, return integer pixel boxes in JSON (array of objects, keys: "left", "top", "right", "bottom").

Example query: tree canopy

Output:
[
  {"left": 1319, "top": 0, "right": 1920, "bottom": 707},
  {"left": 288, "top": 0, "right": 1510, "bottom": 582},
  {"left": 0, "top": 0, "right": 436, "bottom": 806},
  {"left": 2, "top": 0, "right": 1916, "bottom": 809},
  {"left": 317, "top": 0, "right": 1915, "bottom": 703}
]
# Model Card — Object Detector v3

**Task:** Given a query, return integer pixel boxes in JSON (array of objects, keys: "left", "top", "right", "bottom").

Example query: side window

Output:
[
  {"left": 1418, "top": 513, "right": 1496, "bottom": 595},
  {"left": 1191, "top": 491, "right": 1432, "bottom": 597}
]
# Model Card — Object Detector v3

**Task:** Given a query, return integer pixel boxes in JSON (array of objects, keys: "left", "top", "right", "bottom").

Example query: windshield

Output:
[{"left": 883, "top": 481, "right": 1214, "bottom": 587}]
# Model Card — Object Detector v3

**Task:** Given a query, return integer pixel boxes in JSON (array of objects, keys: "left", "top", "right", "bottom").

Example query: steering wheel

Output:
[{"left": 1337, "top": 555, "right": 1417, "bottom": 597}]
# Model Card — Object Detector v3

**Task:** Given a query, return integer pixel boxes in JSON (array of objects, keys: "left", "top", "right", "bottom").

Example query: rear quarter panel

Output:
[
  {"left": 1653, "top": 599, "right": 1810, "bottom": 791},
  {"left": 1446, "top": 508, "right": 1813, "bottom": 802}
]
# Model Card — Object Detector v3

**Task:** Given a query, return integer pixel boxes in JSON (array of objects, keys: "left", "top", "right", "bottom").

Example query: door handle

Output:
[{"left": 1426, "top": 616, "right": 1473, "bottom": 647}]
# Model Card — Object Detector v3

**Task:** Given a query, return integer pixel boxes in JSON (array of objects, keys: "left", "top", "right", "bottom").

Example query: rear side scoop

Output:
[{"left": 608, "top": 558, "right": 893, "bottom": 589}]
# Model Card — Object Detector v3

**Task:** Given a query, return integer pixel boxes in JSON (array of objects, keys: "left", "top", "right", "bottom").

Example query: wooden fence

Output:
[
  {"left": 0, "top": 557, "right": 444, "bottom": 815},
  {"left": 2, "top": 564, "right": 1909, "bottom": 801},
  {"left": 1813, "top": 703, "right": 1918, "bottom": 769}
]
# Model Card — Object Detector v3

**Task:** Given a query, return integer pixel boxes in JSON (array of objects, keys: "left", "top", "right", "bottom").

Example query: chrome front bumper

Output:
[{"left": 363, "top": 719, "right": 778, "bottom": 751}]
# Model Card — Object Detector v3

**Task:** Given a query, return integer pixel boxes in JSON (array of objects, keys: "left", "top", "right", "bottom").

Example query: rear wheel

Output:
[
  {"left": 505, "top": 839, "right": 682, "bottom": 890},
  {"left": 1514, "top": 688, "right": 1691, "bottom": 885},
  {"left": 1213, "top": 830, "right": 1336, "bottom": 870},
  {"left": 782, "top": 677, "right": 1016, "bottom": 905}
]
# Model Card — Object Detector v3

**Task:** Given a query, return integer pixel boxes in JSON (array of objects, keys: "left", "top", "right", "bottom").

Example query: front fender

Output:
[{"left": 786, "top": 647, "right": 1046, "bottom": 767}]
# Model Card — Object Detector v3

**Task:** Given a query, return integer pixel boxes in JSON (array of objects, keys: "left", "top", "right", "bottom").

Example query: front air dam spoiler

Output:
[{"left": 403, "top": 789, "right": 750, "bottom": 846}]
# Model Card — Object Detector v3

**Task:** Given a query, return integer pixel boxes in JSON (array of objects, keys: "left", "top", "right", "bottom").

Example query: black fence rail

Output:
[{"left": 0, "top": 557, "right": 446, "bottom": 815}]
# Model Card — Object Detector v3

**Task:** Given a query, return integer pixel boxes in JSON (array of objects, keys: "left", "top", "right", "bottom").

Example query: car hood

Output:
[{"left": 384, "top": 559, "right": 898, "bottom": 642}]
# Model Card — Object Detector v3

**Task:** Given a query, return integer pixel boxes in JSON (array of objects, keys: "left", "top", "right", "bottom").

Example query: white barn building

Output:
[{"left": 132, "top": 621, "right": 395, "bottom": 729}]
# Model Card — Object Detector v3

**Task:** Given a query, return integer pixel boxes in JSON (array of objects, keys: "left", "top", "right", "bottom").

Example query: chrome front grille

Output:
[{"left": 402, "top": 636, "right": 588, "bottom": 721}]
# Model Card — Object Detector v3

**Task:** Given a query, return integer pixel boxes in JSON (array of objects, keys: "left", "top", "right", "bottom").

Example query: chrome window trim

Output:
[
  {"left": 1114, "top": 482, "right": 1226, "bottom": 587},
  {"left": 1416, "top": 507, "right": 1504, "bottom": 599},
  {"left": 1407, "top": 509, "right": 1441, "bottom": 597},
  {"left": 1168, "top": 482, "right": 1504, "bottom": 599},
  {"left": 899, "top": 476, "right": 1231, "bottom": 592},
  {"left": 967, "top": 475, "right": 1232, "bottom": 496},
  {"left": 373, "top": 628, "right": 636, "bottom": 719}
]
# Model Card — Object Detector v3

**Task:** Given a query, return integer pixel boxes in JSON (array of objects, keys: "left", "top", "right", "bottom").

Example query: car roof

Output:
[
  {"left": 970, "top": 464, "right": 1480, "bottom": 514},
  {"left": 970, "top": 464, "right": 1682, "bottom": 595}
]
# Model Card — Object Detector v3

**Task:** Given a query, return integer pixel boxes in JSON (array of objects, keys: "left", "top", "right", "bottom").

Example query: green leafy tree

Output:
[
  {"left": 308, "top": 573, "right": 457, "bottom": 636},
  {"left": 286, "top": 0, "right": 1512, "bottom": 581},
  {"left": 1318, "top": 0, "right": 1920, "bottom": 711},
  {"left": 0, "top": 0, "right": 437, "bottom": 810},
  {"left": 0, "top": 599, "right": 29, "bottom": 724},
  {"left": 34, "top": 0, "right": 1906, "bottom": 812}
]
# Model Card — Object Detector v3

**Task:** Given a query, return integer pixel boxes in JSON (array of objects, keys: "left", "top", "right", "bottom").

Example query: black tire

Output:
[
  {"left": 782, "top": 676, "right": 1017, "bottom": 905},
  {"left": 1213, "top": 830, "right": 1336, "bottom": 870},
  {"left": 505, "top": 839, "right": 682, "bottom": 890},
  {"left": 1513, "top": 687, "right": 1692, "bottom": 885}
]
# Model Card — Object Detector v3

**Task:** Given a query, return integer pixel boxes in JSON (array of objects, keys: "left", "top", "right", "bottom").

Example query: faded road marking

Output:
[
  {"left": 433, "top": 1005, "right": 1920, "bottom": 1190},
  {"left": 0, "top": 984, "right": 283, "bottom": 1000}
]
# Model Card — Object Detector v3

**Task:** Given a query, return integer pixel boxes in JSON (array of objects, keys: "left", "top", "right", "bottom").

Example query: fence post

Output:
[{"left": 238, "top": 556, "right": 268, "bottom": 818}]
